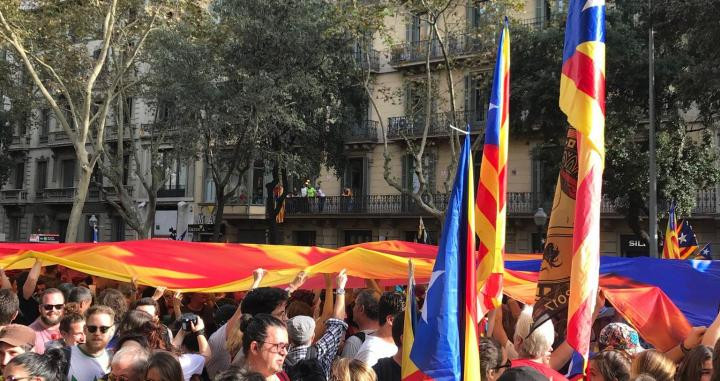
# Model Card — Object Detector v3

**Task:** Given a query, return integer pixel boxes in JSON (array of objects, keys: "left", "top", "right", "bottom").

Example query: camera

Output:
[{"left": 180, "top": 313, "right": 198, "bottom": 331}]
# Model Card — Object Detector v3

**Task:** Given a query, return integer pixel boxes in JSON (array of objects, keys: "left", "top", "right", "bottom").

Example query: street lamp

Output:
[
  {"left": 533, "top": 207, "right": 548, "bottom": 252},
  {"left": 88, "top": 214, "right": 98, "bottom": 243}
]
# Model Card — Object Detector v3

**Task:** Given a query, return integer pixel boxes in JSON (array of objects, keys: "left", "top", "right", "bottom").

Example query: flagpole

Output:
[{"left": 648, "top": 0, "right": 658, "bottom": 258}]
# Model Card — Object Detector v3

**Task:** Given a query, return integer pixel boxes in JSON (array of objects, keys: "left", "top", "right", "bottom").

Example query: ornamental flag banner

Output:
[
  {"left": 401, "top": 260, "right": 421, "bottom": 381},
  {"left": 476, "top": 18, "right": 510, "bottom": 316},
  {"left": 676, "top": 220, "right": 698, "bottom": 259},
  {"left": 409, "top": 135, "right": 480, "bottom": 381},
  {"left": 559, "top": 0, "right": 606, "bottom": 374},
  {"left": 662, "top": 203, "right": 681, "bottom": 259}
]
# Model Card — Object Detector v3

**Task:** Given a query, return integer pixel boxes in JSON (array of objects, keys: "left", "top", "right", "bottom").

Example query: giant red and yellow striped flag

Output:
[
  {"left": 476, "top": 18, "right": 510, "bottom": 316},
  {"left": 559, "top": 0, "right": 606, "bottom": 373}
]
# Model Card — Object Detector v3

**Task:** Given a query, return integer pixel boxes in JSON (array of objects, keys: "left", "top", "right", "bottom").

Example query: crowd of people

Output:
[{"left": 0, "top": 258, "right": 719, "bottom": 381}]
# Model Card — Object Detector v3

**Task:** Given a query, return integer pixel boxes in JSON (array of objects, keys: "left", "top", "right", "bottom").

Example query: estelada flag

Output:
[
  {"left": 476, "top": 18, "right": 510, "bottom": 316},
  {"left": 409, "top": 134, "right": 480, "bottom": 380}
]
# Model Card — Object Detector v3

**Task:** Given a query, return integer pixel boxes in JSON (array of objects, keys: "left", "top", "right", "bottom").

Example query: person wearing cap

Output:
[
  {"left": 0, "top": 324, "right": 36, "bottom": 371},
  {"left": 283, "top": 270, "right": 348, "bottom": 378},
  {"left": 29, "top": 288, "right": 64, "bottom": 354}
]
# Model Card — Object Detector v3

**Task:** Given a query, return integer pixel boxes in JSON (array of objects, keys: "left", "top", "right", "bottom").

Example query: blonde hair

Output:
[
  {"left": 631, "top": 350, "right": 675, "bottom": 381},
  {"left": 331, "top": 358, "right": 377, "bottom": 381}
]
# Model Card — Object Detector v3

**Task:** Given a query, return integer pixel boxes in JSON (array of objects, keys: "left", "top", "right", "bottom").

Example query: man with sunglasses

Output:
[
  {"left": 28, "top": 288, "right": 64, "bottom": 354},
  {"left": 67, "top": 305, "right": 115, "bottom": 381}
]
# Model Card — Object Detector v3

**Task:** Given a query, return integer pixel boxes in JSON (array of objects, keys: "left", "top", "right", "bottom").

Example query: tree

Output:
[
  {"left": 509, "top": 0, "right": 720, "bottom": 243},
  {"left": 0, "top": 0, "right": 191, "bottom": 242},
  {"left": 217, "top": 0, "right": 363, "bottom": 244},
  {"left": 341, "top": 0, "right": 523, "bottom": 222}
]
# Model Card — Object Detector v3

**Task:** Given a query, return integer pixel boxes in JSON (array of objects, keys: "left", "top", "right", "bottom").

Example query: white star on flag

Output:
[
  {"left": 421, "top": 270, "right": 444, "bottom": 323},
  {"left": 678, "top": 233, "right": 687, "bottom": 244},
  {"left": 702, "top": 248, "right": 710, "bottom": 255},
  {"left": 488, "top": 103, "right": 498, "bottom": 111},
  {"left": 583, "top": 0, "right": 605, "bottom": 11}
]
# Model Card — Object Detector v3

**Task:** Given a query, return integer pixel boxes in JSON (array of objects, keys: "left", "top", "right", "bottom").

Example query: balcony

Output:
[
  {"left": 36, "top": 187, "right": 76, "bottom": 202},
  {"left": 158, "top": 187, "right": 186, "bottom": 198},
  {"left": 387, "top": 110, "right": 485, "bottom": 140},
  {"left": 390, "top": 32, "right": 492, "bottom": 67},
  {"left": 354, "top": 48, "right": 380, "bottom": 72},
  {"left": 345, "top": 121, "right": 379, "bottom": 143},
  {"left": 47, "top": 130, "right": 71, "bottom": 146},
  {"left": 0, "top": 189, "right": 28, "bottom": 204},
  {"left": 88, "top": 186, "right": 134, "bottom": 201},
  {"left": 9, "top": 135, "right": 30, "bottom": 150}
]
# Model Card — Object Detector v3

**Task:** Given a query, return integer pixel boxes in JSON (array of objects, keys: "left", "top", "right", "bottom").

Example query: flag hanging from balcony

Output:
[
  {"left": 475, "top": 17, "right": 510, "bottom": 316},
  {"left": 559, "top": 0, "right": 606, "bottom": 375},
  {"left": 676, "top": 220, "right": 698, "bottom": 259},
  {"left": 662, "top": 203, "right": 681, "bottom": 259},
  {"left": 409, "top": 135, "right": 480, "bottom": 381}
]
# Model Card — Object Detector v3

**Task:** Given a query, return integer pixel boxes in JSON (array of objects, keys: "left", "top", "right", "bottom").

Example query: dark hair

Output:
[
  {"left": 117, "top": 309, "right": 153, "bottom": 335},
  {"left": 215, "top": 366, "right": 266, "bottom": 381},
  {"left": 8, "top": 348, "right": 67, "bottom": 381},
  {"left": 590, "top": 350, "right": 631, "bottom": 381},
  {"left": 0, "top": 288, "right": 19, "bottom": 325},
  {"left": 57, "top": 283, "right": 74, "bottom": 301},
  {"left": 286, "top": 301, "right": 313, "bottom": 319},
  {"left": 131, "top": 297, "right": 160, "bottom": 316},
  {"left": 85, "top": 304, "right": 116, "bottom": 323},
  {"left": 677, "top": 345, "right": 712, "bottom": 381},
  {"left": 117, "top": 321, "right": 174, "bottom": 353},
  {"left": 479, "top": 337, "right": 504, "bottom": 375},
  {"left": 239, "top": 313, "right": 286, "bottom": 356},
  {"left": 59, "top": 312, "right": 85, "bottom": 334},
  {"left": 68, "top": 286, "right": 92, "bottom": 303},
  {"left": 355, "top": 289, "right": 380, "bottom": 321},
  {"left": 144, "top": 351, "right": 183, "bottom": 381},
  {"left": 96, "top": 288, "right": 127, "bottom": 324},
  {"left": 241, "top": 288, "right": 289, "bottom": 316},
  {"left": 378, "top": 292, "right": 405, "bottom": 326},
  {"left": 391, "top": 311, "right": 405, "bottom": 347},
  {"left": 289, "top": 290, "right": 315, "bottom": 307},
  {"left": 712, "top": 340, "right": 720, "bottom": 381}
]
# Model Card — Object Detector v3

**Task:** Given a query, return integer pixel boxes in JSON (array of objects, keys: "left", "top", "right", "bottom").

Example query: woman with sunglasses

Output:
[
  {"left": 240, "top": 313, "right": 291, "bottom": 381},
  {"left": 2, "top": 349, "right": 66, "bottom": 381},
  {"left": 480, "top": 337, "right": 510, "bottom": 381}
]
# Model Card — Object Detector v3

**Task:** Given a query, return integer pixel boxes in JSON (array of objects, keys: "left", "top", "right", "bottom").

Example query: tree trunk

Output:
[
  {"left": 65, "top": 158, "right": 93, "bottom": 242},
  {"left": 212, "top": 192, "right": 226, "bottom": 242}
]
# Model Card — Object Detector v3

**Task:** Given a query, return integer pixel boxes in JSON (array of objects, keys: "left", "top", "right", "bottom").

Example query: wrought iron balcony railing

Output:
[
  {"left": 390, "top": 32, "right": 492, "bottom": 66},
  {"left": 345, "top": 120, "right": 379, "bottom": 143},
  {"left": 387, "top": 110, "right": 485, "bottom": 139}
]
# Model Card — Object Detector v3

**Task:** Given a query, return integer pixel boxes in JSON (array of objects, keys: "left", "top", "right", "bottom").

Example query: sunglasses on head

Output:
[
  {"left": 42, "top": 304, "right": 64, "bottom": 311},
  {"left": 86, "top": 325, "right": 113, "bottom": 334}
]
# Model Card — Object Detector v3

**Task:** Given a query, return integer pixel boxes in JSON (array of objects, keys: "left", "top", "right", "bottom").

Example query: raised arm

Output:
[{"left": 22, "top": 259, "right": 42, "bottom": 300}]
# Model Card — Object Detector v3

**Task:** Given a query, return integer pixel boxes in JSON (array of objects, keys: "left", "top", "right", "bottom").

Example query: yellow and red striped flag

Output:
[
  {"left": 401, "top": 260, "right": 421, "bottom": 380},
  {"left": 476, "top": 18, "right": 510, "bottom": 316},
  {"left": 559, "top": 0, "right": 606, "bottom": 374}
]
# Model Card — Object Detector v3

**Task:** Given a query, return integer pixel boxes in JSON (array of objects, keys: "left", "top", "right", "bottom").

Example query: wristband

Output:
[
  {"left": 336, "top": 289, "right": 345, "bottom": 295},
  {"left": 195, "top": 329, "right": 206, "bottom": 336}
]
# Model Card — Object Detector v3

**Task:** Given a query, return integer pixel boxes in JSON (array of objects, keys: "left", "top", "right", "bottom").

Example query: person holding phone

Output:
[{"left": 172, "top": 315, "right": 210, "bottom": 381}]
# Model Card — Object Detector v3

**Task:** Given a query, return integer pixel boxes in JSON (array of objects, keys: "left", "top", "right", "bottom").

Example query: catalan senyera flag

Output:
[
  {"left": 401, "top": 260, "right": 421, "bottom": 381},
  {"left": 409, "top": 135, "right": 480, "bottom": 380},
  {"left": 662, "top": 203, "right": 681, "bottom": 259},
  {"left": 476, "top": 18, "right": 509, "bottom": 316},
  {"left": 697, "top": 243, "right": 712, "bottom": 260},
  {"left": 559, "top": 0, "right": 606, "bottom": 373},
  {"left": 676, "top": 220, "right": 698, "bottom": 259}
]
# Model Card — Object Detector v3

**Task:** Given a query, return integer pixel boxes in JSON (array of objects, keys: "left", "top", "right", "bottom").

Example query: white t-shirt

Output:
[
  {"left": 206, "top": 323, "right": 230, "bottom": 378},
  {"left": 354, "top": 334, "right": 397, "bottom": 367},
  {"left": 179, "top": 353, "right": 205, "bottom": 381},
  {"left": 67, "top": 345, "right": 111, "bottom": 381},
  {"left": 341, "top": 329, "right": 375, "bottom": 358}
]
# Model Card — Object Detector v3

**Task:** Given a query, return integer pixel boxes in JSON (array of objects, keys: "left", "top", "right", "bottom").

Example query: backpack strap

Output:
[{"left": 351, "top": 331, "right": 366, "bottom": 343}]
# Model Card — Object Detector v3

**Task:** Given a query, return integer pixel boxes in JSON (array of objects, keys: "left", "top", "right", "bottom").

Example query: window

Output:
[
  {"left": 13, "top": 162, "right": 24, "bottom": 189},
  {"left": 61, "top": 159, "right": 75, "bottom": 188},
  {"left": 8, "top": 217, "right": 21, "bottom": 241},
  {"left": 122, "top": 155, "right": 130, "bottom": 185},
  {"left": 159, "top": 152, "right": 187, "bottom": 197},
  {"left": 343, "top": 157, "right": 367, "bottom": 196},
  {"left": 251, "top": 161, "right": 266, "bottom": 205},
  {"left": 112, "top": 217, "right": 125, "bottom": 242},
  {"left": 344, "top": 230, "right": 373, "bottom": 245},
  {"left": 464, "top": 73, "right": 488, "bottom": 127},
  {"left": 403, "top": 153, "right": 436, "bottom": 194},
  {"left": 40, "top": 109, "right": 50, "bottom": 138},
  {"left": 204, "top": 166, "right": 216, "bottom": 203},
  {"left": 467, "top": 4, "right": 484, "bottom": 29},
  {"left": 157, "top": 101, "right": 174, "bottom": 122},
  {"left": 405, "top": 14, "right": 421, "bottom": 43},
  {"left": 35, "top": 161, "right": 47, "bottom": 192},
  {"left": 293, "top": 231, "right": 317, "bottom": 246}
]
